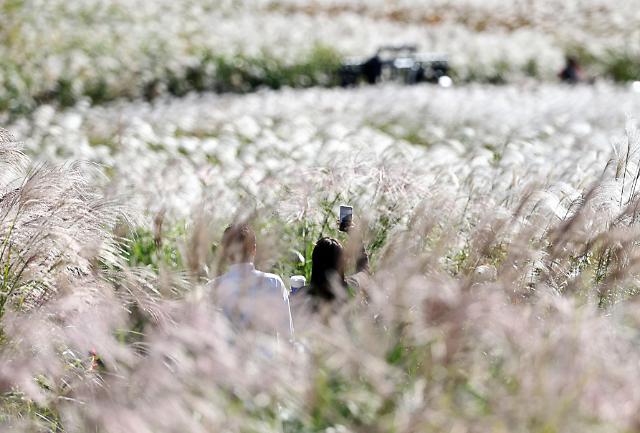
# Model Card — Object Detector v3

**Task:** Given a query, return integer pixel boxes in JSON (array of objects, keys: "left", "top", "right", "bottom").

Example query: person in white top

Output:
[{"left": 211, "top": 223, "right": 293, "bottom": 340}]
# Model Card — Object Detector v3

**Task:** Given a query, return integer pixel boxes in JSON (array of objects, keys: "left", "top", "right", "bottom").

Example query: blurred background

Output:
[{"left": 2, "top": 0, "right": 640, "bottom": 115}]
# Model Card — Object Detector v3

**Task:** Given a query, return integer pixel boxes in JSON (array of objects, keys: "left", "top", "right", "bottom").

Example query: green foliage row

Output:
[
  {"left": 5, "top": 43, "right": 640, "bottom": 116},
  {"left": 0, "top": 45, "right": 343, "bottom": 115}
]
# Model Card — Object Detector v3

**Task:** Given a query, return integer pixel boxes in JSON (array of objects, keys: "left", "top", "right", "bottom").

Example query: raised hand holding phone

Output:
[
  {"left": 338, "top": 204, "right": 370, "bottom": 276},
  {"left": 339, "top": 205, "right": 353, "bottom": 232}
]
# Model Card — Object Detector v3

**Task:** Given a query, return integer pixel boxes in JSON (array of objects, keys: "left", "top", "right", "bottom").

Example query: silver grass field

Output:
[{"left": 4, "top": 1, "right": 640, "bottom": 433}]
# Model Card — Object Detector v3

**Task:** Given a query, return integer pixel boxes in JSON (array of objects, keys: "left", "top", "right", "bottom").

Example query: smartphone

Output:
[{"left": 339, "top": 205, "right": 353, "bottom": 232}]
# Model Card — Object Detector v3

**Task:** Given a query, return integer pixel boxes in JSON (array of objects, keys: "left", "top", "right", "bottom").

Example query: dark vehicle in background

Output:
[{"left": 339, "top": 45, "right": 450, "bottom": 87}]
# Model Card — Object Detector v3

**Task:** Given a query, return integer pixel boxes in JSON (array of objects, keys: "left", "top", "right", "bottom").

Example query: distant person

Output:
[
  {"left": 361, "top": 53, "right": 382, "bottom": 84},
  {"left": 559, "top": 56, "right": 583, "bottom": 84},
  {"left": 211, "top": 223, "right": 294, "bottom": 340}
]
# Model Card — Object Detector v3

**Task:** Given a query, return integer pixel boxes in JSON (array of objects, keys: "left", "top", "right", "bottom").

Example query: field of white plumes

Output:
[
  {"left": 3, "top": 0, "right": 640, "bottom": 112},
  {"left": 5, "top": 1, "right": 640, "bottom": 432},
  {"left": 8, "top": 83, "right": 640, "bottom": 225},
  {"left": 3, "top": 81, "right": 640, "bottom": 431}
]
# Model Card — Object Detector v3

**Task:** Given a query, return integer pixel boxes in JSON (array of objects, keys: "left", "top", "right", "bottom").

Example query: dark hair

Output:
[
  {"left": 308, "top": 237, "right": 346, "bottom": 301},
  {"left": 567, "top": 56, "right": 578, "bottom": 67},
  {"left": 221, "top": 223, "right": 256, "bottom": 264}
]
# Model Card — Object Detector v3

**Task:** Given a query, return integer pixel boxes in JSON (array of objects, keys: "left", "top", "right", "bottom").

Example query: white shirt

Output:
[{"left": 211, "top": 263, "right": 294, "bottom": 339}]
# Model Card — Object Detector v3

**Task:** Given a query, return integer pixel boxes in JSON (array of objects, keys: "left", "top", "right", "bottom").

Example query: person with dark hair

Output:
[
  {"left": 361, "top": 53, "right": 382, "bottom": 84},
  {"left": 307, "top": 237, "right": 347, "bottom": 302},
  {"left": 211, "top": 223, "right": 293, "bottom": 340},
  {"left": 294, "top": 233, "right": 370, "bottom": 313},
  {"left": 559, "top": 56, "right": 583, "bottom": 84}
]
